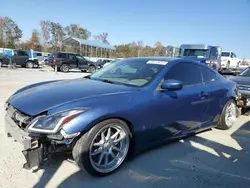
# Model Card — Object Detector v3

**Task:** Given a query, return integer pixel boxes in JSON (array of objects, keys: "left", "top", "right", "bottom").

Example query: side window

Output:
[
  {"left": 233, "top": 53, "right": 236, "bottom": 58},
  {"left": 165, "top": 63, "right": 202, "bottom": 86},
  {"left": 210, "top": 47, "right": 218, "bottom": 60},
  {"left": 200, "top": 66, "right": 217, "bottom": 83},
  {"left": 68, "top": 54, "right": 76, "bottom": 60},
  {"left": 58, "top": 53, "right": 67, "bottom": 58},
  {"left": 18, "top": 51, "right": 28, "bottom": 56}
]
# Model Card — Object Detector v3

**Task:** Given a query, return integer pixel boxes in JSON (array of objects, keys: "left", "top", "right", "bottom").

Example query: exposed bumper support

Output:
[
  {"left": 22, "top": 145, "right": 45, "bottom": 169},
  {"left": 5, "top": 114, "right": 45, "bottom": 168}
]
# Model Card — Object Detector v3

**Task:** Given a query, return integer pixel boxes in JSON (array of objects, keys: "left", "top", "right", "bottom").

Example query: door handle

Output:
[{"left": 200, "top": 91, "right": 209, "bottom": 99}]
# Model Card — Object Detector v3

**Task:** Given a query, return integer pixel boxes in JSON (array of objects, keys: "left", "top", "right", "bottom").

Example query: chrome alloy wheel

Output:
[
  {"left": 225, "top": 102, "right": 237, "bottom": 128},
  {"left": 89, "top": 124, "right": 129, "bottom": 173}
]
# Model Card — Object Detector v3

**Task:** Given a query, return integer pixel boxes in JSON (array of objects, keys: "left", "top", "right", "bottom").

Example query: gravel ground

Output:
[{"left": 0, "top": 67, "right": 250, "bottom": 188}]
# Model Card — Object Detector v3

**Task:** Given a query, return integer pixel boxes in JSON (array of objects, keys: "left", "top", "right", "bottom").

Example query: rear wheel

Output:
[
  {"left": 72, "top": 119, "right": 131, "bottom": 176},
  {"left": 60, "top": 64, "right": 69, "bottom": 72},
  {"left": 217, "top": 100, "right": 237, "bottom": 130},
  {"left": 26, "top": 61, "right": 34, "bottom": 68}
]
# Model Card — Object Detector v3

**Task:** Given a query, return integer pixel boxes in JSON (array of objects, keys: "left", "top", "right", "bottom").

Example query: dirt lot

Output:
[{"left": 0, "top": 67, "right": 250, "bottom": 188}]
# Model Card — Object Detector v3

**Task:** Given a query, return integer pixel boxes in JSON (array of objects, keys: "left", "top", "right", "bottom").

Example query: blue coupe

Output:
[{"left": 4, "top": 57, "right": 239, "bottom": 176}]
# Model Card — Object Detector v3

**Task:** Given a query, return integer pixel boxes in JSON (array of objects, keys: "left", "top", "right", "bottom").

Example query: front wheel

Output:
[
  {"left": 26, "top": 61, "right": 34, "bottom": 68},
  {"left": 72, "top": 119, "right": 131, "bottom": 176},
  {"left": 217, "top": 100, "right": 237, "bottom": 130}
]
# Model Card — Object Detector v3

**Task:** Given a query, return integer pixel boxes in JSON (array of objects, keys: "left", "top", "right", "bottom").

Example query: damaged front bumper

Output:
[
  {"left": 4, "top": 114, "right": 77, "bottom": 169},
  {"left": 5, "top": 114, "right": 46, "bottom": 169}
]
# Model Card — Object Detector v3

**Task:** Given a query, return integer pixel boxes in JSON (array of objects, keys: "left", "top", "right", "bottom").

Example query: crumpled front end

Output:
[{"left": 4, "top": 104, "right": 78, "bottom": 169}]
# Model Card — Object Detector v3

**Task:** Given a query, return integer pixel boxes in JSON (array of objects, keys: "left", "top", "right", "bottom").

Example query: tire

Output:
[
  {"left": 60, "top": 64, "right": 69, "bottom": 72},
  {"left": 26, "top": 61, "right": 34, "bottom": 68},
  {"left": 0, "top": 60, "right": 2, "bottom": 68},
  {"left": 226, "top": 61, "right": 230, "bottom": 69},
  {"left": 88, "top": 65, "right": 96, "bottom": 73},
  {"left": 217, "top": 100, "right": 237, "bottom": 130},
  {"left": 72, "top": 119, "right": 131, "bottom": 176}
]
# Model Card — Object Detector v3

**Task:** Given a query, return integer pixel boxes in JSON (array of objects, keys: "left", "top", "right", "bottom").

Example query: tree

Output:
[
  {"left": 40, "top": 20, "right": 51, "bottom": 50},
  {"left": 94, "top": 32, "right": 109, "bottom": 44},
  {"left": 0, "top": 17, "right": 22, "bottom": 48},
  {"left": 154, "top": 41, "right": 165, "bottom": 56},
  {"left": 65, "top": 24, "right": 91, "bottom": 39},
  {"left": 26, "top": 30, "right": 42, "bottom": 51},
  {"left": 49, "top": 22, "right": 65, "bottom": 50},
  {"left": 137, "top": 40, "right": 144, "bottom": 57}
]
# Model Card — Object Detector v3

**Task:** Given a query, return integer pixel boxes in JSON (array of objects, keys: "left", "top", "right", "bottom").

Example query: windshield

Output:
[
  {"left": 179, "top": 49, "right": 209, "bottom": 58},
  {"left": 90, "top": 58, "right": 167, "bottom": 87},
  {"left": 239, "top": 67, "right": 250, "bottom": 77},
  {"left": 222, "top": 52, "right": 230, "bottom": 57}
]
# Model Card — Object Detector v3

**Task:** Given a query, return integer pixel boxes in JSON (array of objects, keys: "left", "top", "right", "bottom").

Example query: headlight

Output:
[{"left": 28, "top": 109, "right": 87, "bottom": 133}]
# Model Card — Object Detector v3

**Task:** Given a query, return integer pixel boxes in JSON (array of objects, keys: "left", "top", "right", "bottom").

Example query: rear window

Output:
[
  {"left": 49, "top": 53, "right": 56, "bottom": 58},
  {"left": 57, "top": 53, "right": 67, "bottom": 58}
]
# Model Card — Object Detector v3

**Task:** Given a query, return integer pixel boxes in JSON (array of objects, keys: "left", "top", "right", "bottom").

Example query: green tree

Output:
[
  {"left": 49, "top": 22, "right": 65, "bottom": 50},
  {"left": 0, "top": 17, "right": 22, "bottom": 48},
  {"left": 65, "top": 24, "right": 91, "bottom": 39}
]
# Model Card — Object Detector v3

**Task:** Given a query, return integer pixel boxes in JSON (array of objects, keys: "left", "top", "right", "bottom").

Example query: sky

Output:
[{"left": 1, "top": 0, "right": 250, "bottom": 58}]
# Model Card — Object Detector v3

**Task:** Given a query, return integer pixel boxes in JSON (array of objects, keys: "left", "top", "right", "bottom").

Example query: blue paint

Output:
[{"left": 7, "top": 57, "right": 238, "bottom": 152}]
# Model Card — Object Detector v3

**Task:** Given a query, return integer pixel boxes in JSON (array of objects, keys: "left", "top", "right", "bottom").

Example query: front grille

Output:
[
  {"left": 239, "top": 85, "right": 250, "bottom": 91},
  {"left": 6, "top": 105, "right": 32, "bottom": 129}
]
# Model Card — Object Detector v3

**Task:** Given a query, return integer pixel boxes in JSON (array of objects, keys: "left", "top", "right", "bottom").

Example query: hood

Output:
[
  {"left": 8, "top": 78, "right": 136, "bottom": 116},
  {"left": 230, "top": 76, "right": 250, "bottom": 86}
]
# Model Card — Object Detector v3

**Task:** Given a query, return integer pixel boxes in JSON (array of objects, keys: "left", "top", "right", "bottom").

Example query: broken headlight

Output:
[{"left": 27, "top": 109, "right": 87, "bottom": 133}]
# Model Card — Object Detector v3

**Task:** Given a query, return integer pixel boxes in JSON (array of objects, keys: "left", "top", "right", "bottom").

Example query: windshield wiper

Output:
[{"left": 100, "top": 79, "right": 116, "bottom": 84}]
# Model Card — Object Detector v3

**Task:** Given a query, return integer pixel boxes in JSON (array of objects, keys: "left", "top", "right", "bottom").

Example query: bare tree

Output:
[{"left": 40, "top": 20, "right": 51, "bottom": 50}]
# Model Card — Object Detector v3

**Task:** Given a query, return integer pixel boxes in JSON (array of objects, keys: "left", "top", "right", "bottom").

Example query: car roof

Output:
[{"left": 124, "top": 56, "right": 206, "bottom": 64}]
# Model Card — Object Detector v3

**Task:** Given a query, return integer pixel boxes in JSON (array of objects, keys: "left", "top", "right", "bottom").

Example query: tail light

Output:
[
  {"left": 209, "top": 63, "right": 214, "bottom": 68},
  {"left": 53, "top": 58, "right": 57, "bottom": 63}
]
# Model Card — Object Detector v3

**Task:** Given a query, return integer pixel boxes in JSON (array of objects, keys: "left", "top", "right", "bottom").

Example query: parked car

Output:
[
  {"left": 230, "top": 66, "right": 250, "bottom": 114},
  {"left": 5, "top": 57, "right": 240, "bottom": 177},
  {"left": 34, "top": 51, "right": 45, "bottom": 66},
  {"left": 221, "top": 51, "right": 241, "bottom": 70},
  {"left": 103, "top": 58, "right": 124, "bottom": 67},
  {"left": 0, "top": 53, "right": 11, "bottom": 67},
  {"left": 0, "top": 50, "right": 39, "bottom": 68},
  {"left": 48, "top": 52, "right": 98, "bottom": 73},
  {"left": 95, "top": 59, "right": 112, "bottom": 68}
]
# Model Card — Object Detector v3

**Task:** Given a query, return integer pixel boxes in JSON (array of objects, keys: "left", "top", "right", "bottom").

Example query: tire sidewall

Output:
[
  {"left": 60, "top": 64, "right": 69, "bottom": 72},
  {"left": 219, "top": 99, "right": 237, "bottom": 130},
  {"left": 88, "top": 66, "right": 96, "bottom": 73},
  {"left": 73, "top": 119, "right": 131, "bottom": 176},
  {"left": 26, "top": 61, "right": 34, "bottom": 68},
  {"left": 226, "top": 61, "right": 230, "bottom": 69}
]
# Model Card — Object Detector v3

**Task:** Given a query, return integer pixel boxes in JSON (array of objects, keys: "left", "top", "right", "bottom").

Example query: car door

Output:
[
  {"left": 154, "top": 62, "right": 210, "bottom": 139},
  {"left": 78, "top": 57, "right": 89, "bottom": 70},
  {"left": 199, "top": 65, "right": 226, "bottom": 127},
  {"left": 12, "top": 50, "right": 29, "bottom": 66},
  {"left": 68, "top": 54, "right": 78, "bottom": 69}
]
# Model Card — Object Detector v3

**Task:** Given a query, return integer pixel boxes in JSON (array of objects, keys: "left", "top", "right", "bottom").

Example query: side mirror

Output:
[{"left": 161, "top": 79, "right": 183, "bottom": 90}]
